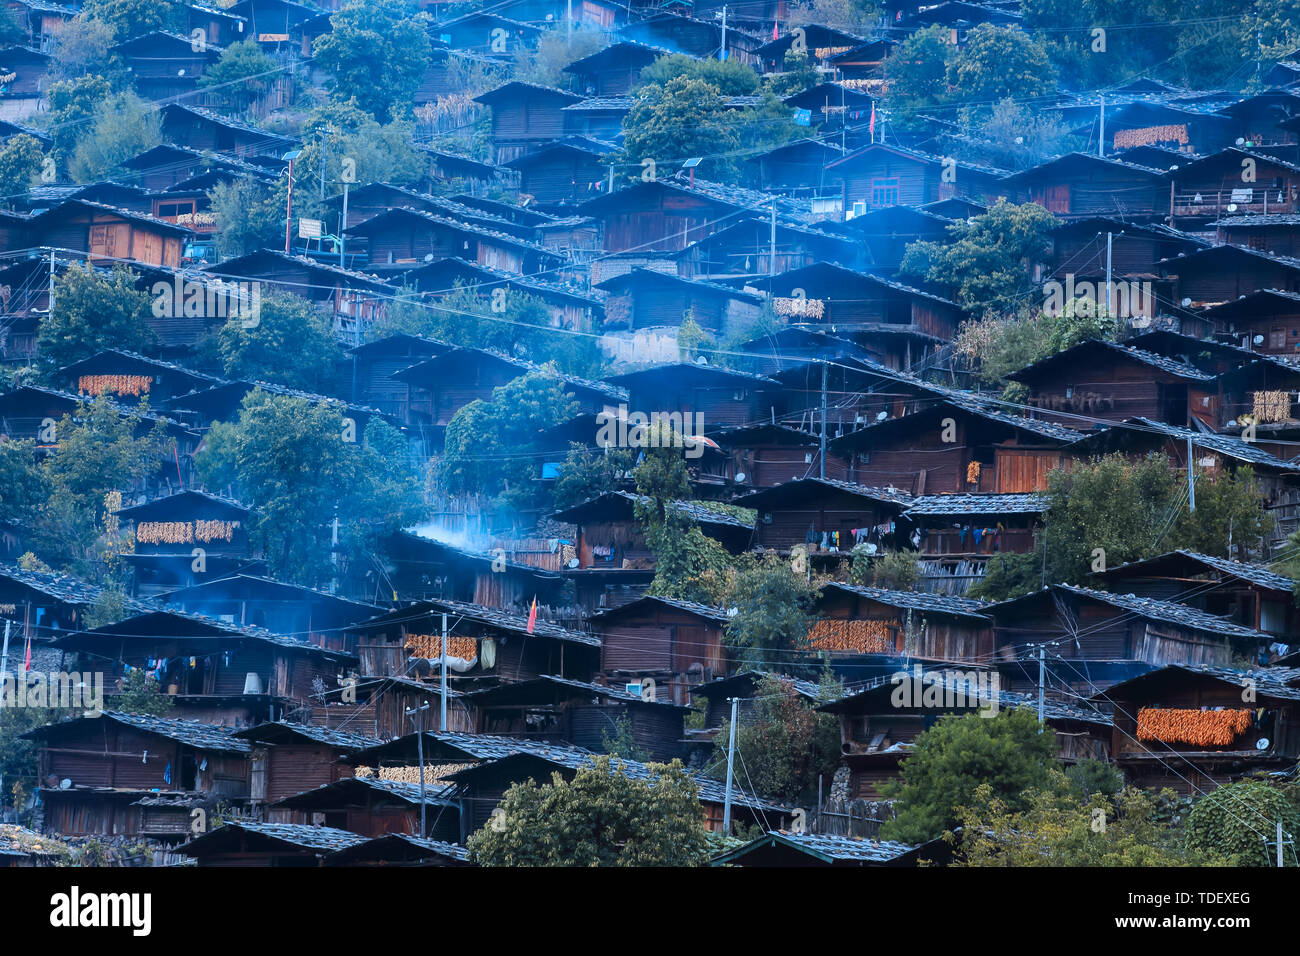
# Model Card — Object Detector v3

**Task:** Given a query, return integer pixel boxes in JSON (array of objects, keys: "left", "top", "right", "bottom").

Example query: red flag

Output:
[
  {"left": 23, "top": 630, "right": 31, "bottom": 672},
  {"left": 869, "top": 103, "right": 876, "bottom": 140},
  {"left": 527, "top": 597, "right": 537, "bottom": 634},
  {"left": 772, "top": 20, "right": 778, "bottom": 40}
]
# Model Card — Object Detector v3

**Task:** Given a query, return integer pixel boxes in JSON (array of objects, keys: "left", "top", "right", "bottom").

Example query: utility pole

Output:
[
  {"left": 1098, "top": 96, "right": 1105, "bottom": 157},
  {"left": 339, "top": 180, "right": 349, "bottom": 268},
  {"left": 440, "top": 612, "right": 448, "bottom": 731},
  {"left": 567, "top": 0, "right": 572, "bottom": 37},
  {"left": 819, "top": 360, "right": 828, "bottom": 478},
  {"left": 318, "top": 128, "right": 327, "bottom": 201},
  {"left": 0, "top": 619, "right": 11, "bottom": 696},
  {"left": 722, "top": 696, "right": 738, "bottom": 833},
  {"left": 48, "top": 247, "right": 54, "bottom": 314},
  {"left": 768, "top": 202, "right": 776, "bottom": 276},
  {"left": 720, "top": 5, "right": 727, "bottom": 62},
  {"left": 1279, "top": 821, "right": 1285, "bottom": 867},
  {"left": 1105, "top": 231, "right": 1113, "bottom": 315},
  {"left": 284, "top": 154, "right": 296, "bottom": 254},
  {"left": 1187, "top": 436, "right": 1196, "bottom": 512},
  {"left": 1037, "top": 644, "right": 1046, "bottom": 731},
  {"left": 406, "top": 703, "right": 430, "bottom": 838}
]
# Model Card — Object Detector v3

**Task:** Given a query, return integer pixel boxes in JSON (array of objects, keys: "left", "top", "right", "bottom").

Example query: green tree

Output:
[
  {"left": 710, "top": 672, "right": 842, "bottom": 805},
  {"left": 37, "top": 263, "right": 156, "bottom": 375},
  {"left": 622, "top": 75, "right": 740, "bottom": 183},
  {"left": 1184, "top": 778, "right": 1300, "bottom": 866},
  {"left": 639, "top": 53, "right": 760, "bottom": 95},
  {"left": 723, "top": 552, "right": 822, "bottom": 676},
  {"left": 47, "top": 15, "right": 118, "bottom": 82},
  {"left": 195, "top": 392, "right": 423, "bottom": 585},
  {"left": 946, "top": 25, "right": 1057, "bottom": 114},
  {"left": 45, "top": 75, "right": 114, "bottom": 169},
  {"left": 467, "top": 755, "right": 711, "bottom": 866},
  {"left": 550, "top": 443, "right": 637, "bottom": 511},
  {"left": 69, "top": 90, "right": 161, "bottom": 183},
  {"left": 953, "top": 771, "right": 1211, "bottom": 866},
  {"left": 208, "top": 177, "right": 289, "bottom": 259},
  {"left": 0, "top": 5, "right": 25, "bottom": 45},
  {"left": 851, "top": 549, "right": 921, "bottom": 590},
  {"left": 312, "top": 0, "right": 433, "bottom": 120},
  {"left": 0, "top": 135, "right": 45, "bottom": 208},
  {"left": 112, "top": 667, "right": 174, "bottom": 717},
  {"left": 198, "top": 39, "right": 277, "bottom": 112},
  {"left": 900, "top": 200, "right": 1058, "bottom": 314},
  {"left": 0, "top": 439, "right": 51, "bottom": 527},
  {"left": 954, "top": 98, "right": 1081, "bottom": 171},
  {"left": 438, "top": 367, "right": 579, "bottom": 513},
  {"left": 215, "top": 290, "right": 343, "bottom": 393},
  {"left": 299, "top": 99, "right": 428, "bottom": 190},
  {"left": 601, "top": 713, "right": 650, "bottom": 761},
  {"left": 513, "top": 24, "right": 611, "bottom": 89},
  {"left": 882, "top": 708, "right": 1057, "bottom": 844},
  {"left": 82, "top": 0, "right": 182, "bottom": 39},
  {"left": 882, "top": 25, "right": 954, "bottom": 131}
]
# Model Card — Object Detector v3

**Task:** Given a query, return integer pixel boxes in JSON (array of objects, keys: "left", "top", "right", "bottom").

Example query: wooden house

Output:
[
  {"left": 28, "top": 199, "right": 189, "bottom": 267},
  {"left": 561, "top": 95, "right": 632, "bottom": 141},
  {"left": 985, "top": 583, "right": 1273, "bottom": 694},
  {"left": 826, "top": 144, "right": 1006, "bottom": 217},
  {"left": 344, "top": 207, "right": 561, "bottom": 277},
  {"left": 782, "top": 83, "right": 875, "bottom": 145},
  {"left": 901, "top": 491, "right": 1045, "bottom": 568},
  {"left": 158, "top": 103, "right": 297, "bottom": 158},
  {"left": 677, "top": 218, "right": 861, "bottom": 279},
  {"left": 709, "top": 422, "right": 844, "bottom": 489},
  {"left": 227, "top": 0, "right": 318, "bottom": 52},
  {"left": 231, "top": 721, "right": 379, "bottom": 808},
  {"left": 340, "top": 597, "right": 601, "bottom": 689},
  {"left": 709, "top": 830, "right": 951, "bottom": 868},
  {"left": 1094, "top": 101, "right": 1235, "bottom": 158},
  {"left": 55, "top": 349, "right": 225, "bottom": 405},
  {"left": 1087, "top": 664, "right": 1300, "bottom": 795},
  {"left": 0, "top": 564, "right": 151, "bottom": 665},
  {"left": 51, "top": 608, "right": 358, "bottom": 724},
  {"left": 1201, "top": 288, "right": 1300, "bottom": 356},
  {"left": 122, "top": 144, "right": 274, "bottom": 194},
  {"left": 2, "top": 0, "right": 75, "bottom": 54},
  {"left": 505, "top": 137, "right": 615, "bottom": 209},
  {"left": 809, "top": 583, "right": 993, "bottom": 663},
  {"left": 618, "top": 13, "right": 737, "bottom": 61},
  {"left": 154, "top": 574, "right": 382, "bottom": 652},
  {"left": 434, "top": 11, "right": 541, "bottom": 59},
  {"left": 825, "top": 38, "right": 896, "bottom": 94},
  {"left": 755, "top": 23, "right": 868, "bottom": 72},
  {"left": 205, "top": 249, "right": 393, "bottom": 340},
  {"left": 401, "top": 258, "right": 603, "bottom": 333},
  {"left": 1007, "top": 338, "right": 1219, "bottom": 429},
  {"left": 345, "top": 332, "right": 451, "bottom": 416},
  {"left": 1091, "top": 550, "right": 1299, "bottom": 641},
  {"left": 577, "top": 178, "right": 753, "bottom": 253},
  {"left": 829, "top": 398, "right": 1084, "bottom": 495},
  {"left": 734, "top": 478, "right": 912, "bottom": 554},
  {"left": 562, "top": 40, "right": 670, "bottom": 96},
  {"left": 472, "top": 81, "right": 583, "bottom": 164},
  {"left": 178, "top": 821, "right": 364, "bottom": 865},
  {"left": 266, "top": 777, "right": 460, "bottom": 840},
  {"left": 0, "top": 44, "right": 50, "bottom": 116},
  {"left": 378, "top": 530, "right": 566, "bottom": 613},
  {"left": 588, "top": 595, "right": 730, "bottom": 704},
  {"left": 1213, "top": 214, "right": 1300, "bottom": 258},
  {"left": 112, "top": 31, "right": 219, "bottom": 101},
  {"left": 550, "top": 491, "right": 754, "bottom": 570},
  {"left": 731, "top": 326, "right": 873, "bottom": 376},
  {"left": 322, "top": 833, "right": 471, "bottom": 866},
  {"left": 605, "top": 362, "right": 786, "bottom": 431},
  {"left": 900, "top": 0, "right": 1023, "bottom": 35},
  {"left": 186, "top": 2, "right": 250, "bottom": 48},
  {"left": 26, "top": 712, "right": 253, "bottom": 838},
  {"left": 1046, "top": 217, "right": 1204, "bottom": 303},
  {"left": 113, "top": 490, "right": 256, "bottom": 598},
  {"left": 1159, "top": 243, "right": 1300, "bottom": 308},
  {"left": 597, "top": 268, "right": 762, "bottom": 338},
  {"left": 416, "top": 144, "right": 502, "bottom": 193},
  {"left": 818, "top": 675, "right": 1111, "bottom": 800},
  {"left": 1002, "top": 153, "right": 1167, "bottom": 221},
  {"left": 836, "top": 205, "right": 953, "bottom": 275},
  {"left": 690, "top": 672, "right": 822, "bottom": 745},
  {"left": 1168, "top": 148, "right": 1300, "bottom": 226},
  {"left": 460, "top": 673, "right": 688, "bottom": 761}
]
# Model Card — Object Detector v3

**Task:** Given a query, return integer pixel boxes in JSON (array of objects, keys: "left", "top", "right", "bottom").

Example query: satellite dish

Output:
[
  {"left": 1227, "top": 203, "right": 1238, "bottom": 212},
  {"left": 875, "top": 410, "right": 888, "bottom": 422},
  {"left": 1181, "top": 298, "right": 1192, "bottom": 307},
  {"left": 734, "top": 471, "right": 746, "bottom": 483},
  {"left": 1236, "top": 137, "right": 1246, "bottom": 145},
  {"left": 1254, "top": 334, "right": 1266, "bottom": 345},
  {"left": 59, "top": 779, "right": 72, "bottom": 790},
  {"left": 567, "top": 557, "right": 579, "bottom": 569},
  {"left": 1256, "top": 737, "right": 1271, "bottom": 750},
  {"left": 424, "top": 253, "right": 434, "bottom": 262}
]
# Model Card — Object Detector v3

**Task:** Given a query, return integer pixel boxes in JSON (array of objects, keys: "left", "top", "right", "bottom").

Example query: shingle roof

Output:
[
  {"left": 822, "top": 582, "right": 991, "bottom": 620},
  {"left": 1088, "top": 662, "right": 1300, "bottom": 703},
  {"left": 0, "top": 564, "right": 154, "bottom": 612},
  {"left": 94, "top": 712, "right": 251, "bottom": 754},
  {"left": 1098, "top": 550, "right": 1295, "bottom": 593},
  {"left": 1007, "top": 340, "right": 1216, "bottom": 383},
  {"left": 180, "top": 822, "right": 365, "bottom": 855},
  {"left": 1058, "top": 584, "right": 1272, "bottom": 640},
  {"left": 715, "top": 830, "right": 925, "bottom": 864},
  {"left": 904, "top": 493, "right": 1048, "bottom": 516},
  {"left": 231, "top": 721, "right": 382, "bottom": 750},
  {"left": 735, "top": 477, "right": 916, "bottom": 509},
  {"left": 1122, "top": 417, "right": 1300, "bottom": 472},
  {"left": 588, "top": 594, "right": 732, "bottom": 623},
  {"left": 410, "top": 598, "right": 601, "bottom": 647}
]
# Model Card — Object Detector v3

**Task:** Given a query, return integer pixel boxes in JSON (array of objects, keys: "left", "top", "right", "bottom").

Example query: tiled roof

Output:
[
  {"left": 414, "top": 598, "right": 601, "bottom": 647},
  {"left": 1123, "top": 417, "right": 1300, "bottom": 472},
  {"left": 1098, "top": 550, "right": 1295, "bottom": 593},
  {"left": 736, "top": 477, "right": 915, "bottom": 508},
  {"left": 588, "top": 594, "right": 732, "bottom": 623},
  {"left": 0, "top": 564, "right": 154, "bottom": 612},
  {"left": 93, "top": 712, "right": 252, "bottom": 753},
  {"left": 232, "top": 721, "right": 382, "bottom": 750},
  {"left": 1008, "top": 340, "right": 1216, "bottom": 383},
  {"left": 717, "top": 830, "right": 924, "bottom": 864},
  {"left": 181, "top": 822, "right": 365, "bottom": 854}
]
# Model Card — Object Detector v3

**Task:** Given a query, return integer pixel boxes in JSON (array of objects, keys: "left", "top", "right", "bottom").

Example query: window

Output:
[
  {"left": 870, "top": 177, "right": 900, "bottom": 207},
  {"left": 1270, "top": 328, "right": 1287, "bottom": 350}
]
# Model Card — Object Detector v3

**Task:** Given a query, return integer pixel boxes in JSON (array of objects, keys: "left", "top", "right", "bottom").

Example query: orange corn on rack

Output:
[{"left": 1136, "top": 708, "right": 1253, "bottom": 748}]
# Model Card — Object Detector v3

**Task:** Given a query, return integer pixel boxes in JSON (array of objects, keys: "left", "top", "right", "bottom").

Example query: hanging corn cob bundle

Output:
[
  {"left": 135, "top": 521, "right": 195, "bottom": 545},
  {"left": 1136, "top": 707, "right": 1253, "bottom": 748},
  {"left": 78, "top": 375, "right": 152, "bottom": 397},
  {"left": 807, "top": 619, "right": 893, "bottom": 654},
  {"left": 195, "top": 520, "right": 239, "bottom": 543},
  {"left": 1253, "top": 390, "right": 1292, "bottom": 423},
  {"left": 405, "top": 633, "right": 478, "bottom": 661},
  {"left": 773, "top": 296, "right": 826, "bottom": 319}
]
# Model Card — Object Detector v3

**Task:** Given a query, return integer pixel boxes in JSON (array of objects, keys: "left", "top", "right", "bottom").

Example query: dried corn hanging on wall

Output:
[
  {"left": 1136, "top": 707, "right": 1253, "bottom": 748},
  {"left": 807, "top": 619, "right": 893, "bottom": 654},
  {"left": 405, "top": 633, "right": 478, "bottom": 661}
]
